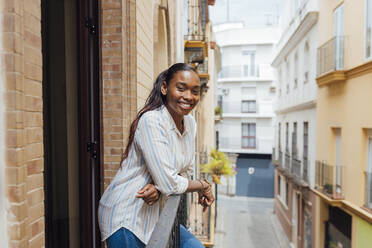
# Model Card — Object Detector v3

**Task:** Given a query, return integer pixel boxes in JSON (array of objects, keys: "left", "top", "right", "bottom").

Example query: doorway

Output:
[{"left": 42, "top": 0, "right": 101, "bottom": 247}]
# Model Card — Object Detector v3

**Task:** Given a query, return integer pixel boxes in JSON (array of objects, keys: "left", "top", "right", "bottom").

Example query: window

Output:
[
  {"left": 285, "top": 182, "right": 289, "bottom": 205},
  {"left": 278, "top": 175, "right": 289, "bottom": 207},
  {"left": 294, "top": 53, "right": 298, "bottom": 88},
  {"left": 366, "top": 130, "right": 372, "bottom": 208},
  {"left": 366, "top": 0, "right": 372, "bottom": 59},
  {"left": 286, "top": 123, "right": 289, "bottom": 152},
  {"left": 292, "top": 122, "right": 298, "bottom": 158},
  {"left": 217, "top": 95, "right": 223, "bottom": 108},
  {"left": 334, "top": 4, "right": 344, "bottom": 69},
  {"left": 241, "top": 100, "right": 256, "bottom": 113},
  {"left": 278, "top": 123, "right": 282, "bottom": 150},
  {"left": 304, "top": 42, "right": 310, "bottom": 83},
  {"left": 242, "top": 50, "right": 256, "bottom": 76},
  {"left": 303, "top": 122, "right": 309, "bottom": 159},
  {"left": 242, "top": 123, "right": 256, "bottom": 149}
]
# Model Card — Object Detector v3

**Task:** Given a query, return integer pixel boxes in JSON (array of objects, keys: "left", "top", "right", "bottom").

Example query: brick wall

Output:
[
  {"left": 3, "top": 0, "right": 45, "bottom": 247},
  {"left": 136, "top": 1, "right": 154, "bottom": 110}
]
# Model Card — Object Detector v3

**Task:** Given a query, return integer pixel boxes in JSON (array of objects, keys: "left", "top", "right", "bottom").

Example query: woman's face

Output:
[{"left": 161, "top": 70, "right": 201, "bottom": 119}]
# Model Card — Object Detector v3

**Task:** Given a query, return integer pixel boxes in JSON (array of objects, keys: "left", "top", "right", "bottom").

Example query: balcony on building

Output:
[
  {"left": 219, "top": 136, "right": 273, "bottom": 154},
  {"left": 284, "top": 152, "right": 291, "bottom": 174},
  {"left": 316, "top": 36, "right": 346, "bottom": 86},
  {"left": 291, "top": 156, "right": 309, "bottom": 187},
  {"left": 278, "top": 150, "right": 283, "bottom": 168},
  {"left": 220, "top": 100, "right": 273, "bottom": 118},
  {"left": 315, "top": 161, "right": 344, "bottom": 200},
  {"left": 218, "top": 64, "right": 273, "bottom": 81},
  {"left": 184, "top": 0, "right": 210, "bottom": 93}
]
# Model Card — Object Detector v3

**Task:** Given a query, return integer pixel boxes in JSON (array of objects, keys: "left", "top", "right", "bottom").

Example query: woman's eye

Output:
[
  {"left": 177, "top": 86, "right": 185, "bottom": 91},
  {"left": 192, "top": 90, "right": 200, "bottom": 95}
]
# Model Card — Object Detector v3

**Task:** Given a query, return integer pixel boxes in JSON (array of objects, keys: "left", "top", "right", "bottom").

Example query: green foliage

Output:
[
  {"left": 214, "top": 106, "right": 222, "bottom": 116},
  {"left": 199, "top": 149, "right": 235, "bottom": 184}
]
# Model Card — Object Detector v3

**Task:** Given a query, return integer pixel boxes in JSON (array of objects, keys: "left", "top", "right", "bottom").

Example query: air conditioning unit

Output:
[{"left": 222, "top": 88, "right": 229, "bottom": 96}]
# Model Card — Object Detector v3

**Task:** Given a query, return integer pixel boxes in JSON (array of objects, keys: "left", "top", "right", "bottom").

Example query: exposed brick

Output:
[
  {"left": 7, "top": 184, "right": 26, "bottom": 202},
  {"left": 27, "top": 203, "right": 44, "bottom": 224},
  {"left": 27, "top": 188, "right": 44, "bottom": 207},
  {"left": 24, "top": 143, "right": 43, "bottom": 161},
  {"left": 7, "top": 202, "right": 27, "bottom": 222},
  {"left": 26, "top": 158, "right": 43, "bottom": 175},
  {"left": 26, "top": 128, "right": 43, "bottom": 144},
  {"left": 8, "top": 221, "right": 27, "bottom": 240},
  {"left": 5, "top": 166, "right": 27, "bottom": 185},
  {"left": 26, "top": 174, "right": 43, "bottom": 192}
]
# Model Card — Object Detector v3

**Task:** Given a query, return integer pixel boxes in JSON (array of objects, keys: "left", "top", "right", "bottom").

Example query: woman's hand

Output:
[
  {"left": 136, "top": 184, "right": 160, "bottom": 206},
  {"left": 198, "top": 180, "right": 214, "bottom": 212}
]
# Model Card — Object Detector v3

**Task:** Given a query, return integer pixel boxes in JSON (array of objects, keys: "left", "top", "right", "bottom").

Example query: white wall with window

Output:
[{"left": 215, "top": 24, "right": 277, "bottom": 155}]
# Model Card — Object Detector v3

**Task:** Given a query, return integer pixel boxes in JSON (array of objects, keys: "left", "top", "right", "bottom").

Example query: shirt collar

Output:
[{"left": 161, "top": 105, "right": 190, "bottom": 137}]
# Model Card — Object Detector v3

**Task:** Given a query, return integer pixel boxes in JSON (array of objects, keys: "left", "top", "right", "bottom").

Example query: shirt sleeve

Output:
[{"left": 135, "top": 112, "right": 189, "bottom": 196}]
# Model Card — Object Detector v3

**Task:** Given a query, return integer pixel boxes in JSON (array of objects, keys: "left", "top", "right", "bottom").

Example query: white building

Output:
[
  {"left": 271, "top": 0, "right": 318, "bottom": 247},
  {"left": 214, "top": 23, "right": 277, "bottom": 155}
]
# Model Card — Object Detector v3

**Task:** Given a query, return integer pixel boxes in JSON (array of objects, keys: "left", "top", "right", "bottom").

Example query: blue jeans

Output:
[{"left": 106, "top": 225, "right": 204, "bottom": 248}]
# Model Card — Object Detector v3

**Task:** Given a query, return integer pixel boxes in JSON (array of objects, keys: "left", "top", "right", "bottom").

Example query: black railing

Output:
[
  {"left": 147, "top": 194, "right": 187, "bottom": 248},
  {"left": 278, "top": 151, "right": 283, "bottom": 168},
  {"left": 303, "top": 157, "right": 309, "bottom": 183},
  {"left": 285, "top": 153, "right": 291, "bottom": 172},
  {"left": 292, "top": 157, "right": 302, "bottom": 180}
]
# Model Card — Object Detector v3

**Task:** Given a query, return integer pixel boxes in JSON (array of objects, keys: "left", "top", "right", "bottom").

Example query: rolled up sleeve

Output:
[{"left": 135, "top": 113, "right": 189, "bottom": 196}]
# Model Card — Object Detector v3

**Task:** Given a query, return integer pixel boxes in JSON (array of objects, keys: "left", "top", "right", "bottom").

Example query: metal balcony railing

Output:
[
  {"left": 147, "top": 194, "right": 187, "bottom": 248},
  {"left": 292, "top": 157, "right": 302, "bottom": 180},
  {"left": 365, "top": 171, "right": 372, "bottom": 210},
  {"left": 315, "top": 161, "right": 344, "bottom": 199},
  {"left": 218, "top": 65, "right": 260, "bottom": 78},
  {"left": 317, "top": 36, "right": 345, "bottom": 76},
  {"left": 303, "top": 157, "right": 309, "bottom": 183},
  {"left": 185, "top": 0, "right": 208, "bottom": 41},
  {"left": 278, "top": 150, "right": 283, "bottom": 168},
  {"left": 285, "top": 153, "right": 291, "bottom": 172}
]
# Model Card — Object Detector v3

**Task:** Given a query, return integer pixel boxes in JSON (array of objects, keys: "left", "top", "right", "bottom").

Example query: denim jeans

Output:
[{"left": 106, "top": 225, "right": 205, "bottom": 248}]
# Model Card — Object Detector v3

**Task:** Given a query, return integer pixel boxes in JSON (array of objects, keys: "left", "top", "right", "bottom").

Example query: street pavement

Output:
[{"left": 214, "top": 194, "right": 290, "bottom": 248}]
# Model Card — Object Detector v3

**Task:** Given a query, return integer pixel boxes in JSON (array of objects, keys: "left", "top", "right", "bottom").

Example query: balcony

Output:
[
  {"left": 219, "top": 65, "right": 260, "bottom": 78},
  {"left": 315, "top": 161, "right": 344, "bottom": 200},
  {"left": 184, "top": 0, "right": 208, "bottom": 41},
  {"left": 219, "top": 137, "right": 273, "bottom": 154},
  {"left": 222, "top": 101, "right": 258, "bottom": 114},
  {"left": 317, "top": 36, "right": 346, "bottom": 86},
  {"left": 284, "top": 152, "right": 291, "bottom": 173},
  {"left": 303, "top": 157, "right": 309, "bottom": 183},
  {"left": 292, "top": 157, "right": 301, "bottom": 180},
  {"left": 278, "top": 150, "right": 283, "bottom": 168},
  {"left": 365, "top": 172, "right": 372, "bottom": 210}
]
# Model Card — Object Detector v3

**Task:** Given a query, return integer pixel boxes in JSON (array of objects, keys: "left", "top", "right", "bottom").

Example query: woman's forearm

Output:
[{"left": 186, "top": 179, "right": 208, "bottom": 192}]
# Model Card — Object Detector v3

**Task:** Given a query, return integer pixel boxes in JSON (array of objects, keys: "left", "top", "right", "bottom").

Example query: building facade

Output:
[
  {"left": 315, "top": 0, "right": 372, "bottom": 247},
  {"left": 0, "top": 0, "right": 218, "bottom": 247},
  {"left": 214, "top": 23, "right": 277, "bottom": 197},
  {"left": 271, "top": 1, "right": 319, "bottom": 248}
]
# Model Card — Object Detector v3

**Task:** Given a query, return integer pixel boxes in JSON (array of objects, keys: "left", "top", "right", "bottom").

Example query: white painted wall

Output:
[
  {"left": 215, "top": 27, "right": 277, "bottom": 155},
  {"left": 0, "top": 6, "right": 9, "bottom": 246}
]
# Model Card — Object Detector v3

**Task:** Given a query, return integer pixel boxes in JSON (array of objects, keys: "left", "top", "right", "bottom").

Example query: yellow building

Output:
[{"left": 315, "top": 0, "right": 372, "bottom": 247}]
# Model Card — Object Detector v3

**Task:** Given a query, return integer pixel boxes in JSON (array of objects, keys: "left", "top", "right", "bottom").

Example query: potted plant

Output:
[
  {"left": 200, "top": 149, "right": 235, "bottom": 184},
  {"left": 323, "top": 183, "right": 333, "bottom": 195}
]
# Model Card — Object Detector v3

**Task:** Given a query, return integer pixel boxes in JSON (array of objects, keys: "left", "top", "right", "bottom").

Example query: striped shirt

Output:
[{"left": 98, "top": 105, "right": 196, "bottom": 244}]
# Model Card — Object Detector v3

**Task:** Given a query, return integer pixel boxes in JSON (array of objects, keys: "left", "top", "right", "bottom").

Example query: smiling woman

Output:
[{"left": 98, "top": 63, "right": 214, "bottom": 248}]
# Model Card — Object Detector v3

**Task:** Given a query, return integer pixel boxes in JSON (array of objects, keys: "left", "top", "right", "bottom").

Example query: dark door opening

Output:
[{"left": 42, "top": 0, "right": 101, "bottom": 247}]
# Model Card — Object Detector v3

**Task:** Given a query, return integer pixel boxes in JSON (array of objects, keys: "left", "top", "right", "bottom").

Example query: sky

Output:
[{"left": 209, "top": 0, "right": 282, "bottom": 28}]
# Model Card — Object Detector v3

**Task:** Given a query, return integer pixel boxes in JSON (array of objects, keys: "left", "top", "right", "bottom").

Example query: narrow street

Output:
[{"left": 214, "top": 195, "right": 290, "bottom": 248}]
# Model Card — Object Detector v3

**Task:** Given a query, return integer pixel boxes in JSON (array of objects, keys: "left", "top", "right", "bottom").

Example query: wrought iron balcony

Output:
[
  {"left": 284, "top": 152, "right": 291, "bottom": 173},
  {"left": 365, "top": 171, "right": 372, "bottom": 210},
  {"left": 317, "top": 36, "right": 345, "bottom": 76},
  {"left": 315, "top": 161, "right": 344, "bottom": 199},
  {"left": 278, "top": 150, "right": 283, "bottom": 168},
  {"left": 302, "top": 157, "right": 309, "bottom": 183},
  {"left": 184, "top": 0, "right": 208, "bottom": 41},
  {"left": 291, "top": 157, "right": 302, "bottom": 180}
]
